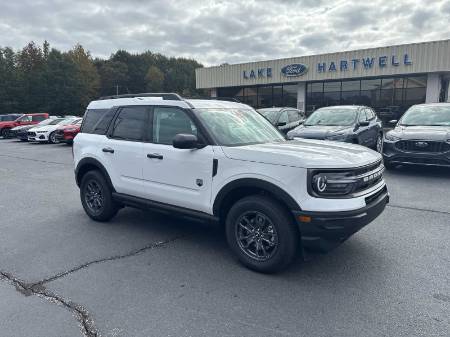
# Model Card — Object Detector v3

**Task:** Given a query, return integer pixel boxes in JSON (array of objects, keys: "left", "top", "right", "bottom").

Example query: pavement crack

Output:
[
  {"left": 34, "top": 235, "right": 184, "bottom": 286},
  {"left": 0, "top": 153, "right": 70, "bottom": 166},
  {"left": 0, "top": 271, "right": 98, "bottom": 337},
  {"left": 387, "top": 204, "right": 450, "bottom": 216}
]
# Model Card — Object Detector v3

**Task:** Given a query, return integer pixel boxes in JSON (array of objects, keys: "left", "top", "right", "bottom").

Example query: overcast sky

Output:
[{"left": 1, "top": 0, "right": 450, "bottom": 66}]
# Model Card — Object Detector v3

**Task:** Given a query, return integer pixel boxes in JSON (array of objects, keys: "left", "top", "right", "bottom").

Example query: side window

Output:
[
  {"left": 278, "top": 111, "right": 288, "bottom": 124},
  {"left": 19, "top": 116, "right": 32, "bottom": 122},
  {"left": 153, "top": 107, "right": 197, "bottom": 145},
  {"left": 110, "top": 106, "right": 147, "bottom": 141},
  {"left": 358, "top": 110, "right": 367, "bottom": 123},
  {"left": 33, "top": 115, "right": 46, "bottom": 122},
  {"left": 81, "top": 109, "right": 111, "bottom": 134},
  {"left": 287, "top": 110, "right": 300, "bottom": 123}
]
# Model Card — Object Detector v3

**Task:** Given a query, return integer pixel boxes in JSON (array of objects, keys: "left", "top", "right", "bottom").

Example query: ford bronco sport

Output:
[{"left": 73, "top": 93, "right": 388, "bottom": 273}]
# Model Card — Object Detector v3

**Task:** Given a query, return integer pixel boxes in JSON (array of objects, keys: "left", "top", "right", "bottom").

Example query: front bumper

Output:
[
  {"left": 28, "top": 133, "right": 49, "bottom": 142},
  {"left": 293, "top": 186, "right": 389, "bottom": 252},
  {"left": 383, "top": 140, "right": 450, "bottom": 167}
]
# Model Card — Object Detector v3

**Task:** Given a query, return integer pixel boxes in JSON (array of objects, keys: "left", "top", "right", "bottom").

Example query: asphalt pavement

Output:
[{"left": 0, "top": 139, "right": 449, "bottom": 337}]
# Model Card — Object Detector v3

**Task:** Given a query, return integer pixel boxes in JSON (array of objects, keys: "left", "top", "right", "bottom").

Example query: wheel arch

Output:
[
  {"left": 212, "top": 178, "right": 301, "bottom": 220},
  {"left": 75, "top": 157, "right": 114, "bottom": 191}
]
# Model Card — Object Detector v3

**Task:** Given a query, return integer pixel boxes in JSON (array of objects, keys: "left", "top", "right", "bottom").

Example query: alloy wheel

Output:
[
  {"left": 85, "top": 180, "right": 104, "bottom": 213},
  {"left": 376, "top": 135, "right": 383, "bottom": 153},
  {"left": 235, "top": 211, "right": 278, "bottom": 262}
]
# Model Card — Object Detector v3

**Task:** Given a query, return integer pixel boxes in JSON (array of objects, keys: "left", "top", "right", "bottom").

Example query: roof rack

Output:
[
  {"left": 98, "top": 93, "right": 184, "bottom": 101},
  {"left": 186, "top": 96, "right": 242, "bottom": 103}
]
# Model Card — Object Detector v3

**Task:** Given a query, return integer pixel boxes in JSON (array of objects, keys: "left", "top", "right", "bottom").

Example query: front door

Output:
[{"left": 142, "top": 106, "right": 214, "bottom": 213}]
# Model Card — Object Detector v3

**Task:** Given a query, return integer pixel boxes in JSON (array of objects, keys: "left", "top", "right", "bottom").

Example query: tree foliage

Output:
[{"left": 0, "top": 42, "right": 204, "bottom": 116}]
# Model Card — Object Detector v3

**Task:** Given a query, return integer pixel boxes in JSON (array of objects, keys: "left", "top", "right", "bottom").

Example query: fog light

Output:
[{"left": 298, "top": 215, "right": 311, "bottom": 223}]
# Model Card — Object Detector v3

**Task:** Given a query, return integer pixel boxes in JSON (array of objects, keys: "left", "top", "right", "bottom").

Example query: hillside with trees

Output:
[{"left": 0, "top": 41, "right": 204, "bottom": 116}]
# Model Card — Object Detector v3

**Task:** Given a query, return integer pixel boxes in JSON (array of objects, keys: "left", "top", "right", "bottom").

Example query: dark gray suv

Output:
[{"left": 287, "top": 106, "right": 383, "bottom": 152}]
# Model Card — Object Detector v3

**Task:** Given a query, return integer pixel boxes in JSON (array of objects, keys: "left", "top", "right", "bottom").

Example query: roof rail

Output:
[
  {"left": 98, "top": 93, "right": 184, "bottom": 101},
  {"left": 185, "top": 96, "right": 242, "bottom": 103}
]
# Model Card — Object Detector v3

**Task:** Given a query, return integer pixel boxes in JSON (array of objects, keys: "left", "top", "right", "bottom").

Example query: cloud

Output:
[{"left": 0, "top": 0, "right": 449, "bottom": 66}]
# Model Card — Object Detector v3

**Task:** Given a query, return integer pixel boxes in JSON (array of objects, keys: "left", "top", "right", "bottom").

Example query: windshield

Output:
[
  {"left": 38, "top": 118, "right": 56, "bottom": 126},
  {"left": 305, "top": 108, "right": 358, "bottom": 126},
  {"left": 49, "top": 118, "right": 66, "bottom": 125},
  {"left": 399, "top": 105, "right": 450, "bottom": 126},
  {"left": 196, "top": 108, "right": 285, "bottom": 146},
  {"left": 257, "top": 109, "right": 280, "bottom": 124}
]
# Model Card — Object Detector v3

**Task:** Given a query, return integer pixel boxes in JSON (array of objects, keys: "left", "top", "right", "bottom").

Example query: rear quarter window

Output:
[{"left": 81, "top": 109, "right": 115, "bottom": 134}]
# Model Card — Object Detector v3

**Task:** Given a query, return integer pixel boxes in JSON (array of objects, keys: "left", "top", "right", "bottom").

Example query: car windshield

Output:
[
  {"left": 38, "top": 118, "right": 56, "bottom": 126},
  {"left": 399, "top": 105, "right": 450, "bottom": 126},
  {"left": 49, "top": 118, "right": 66, "bottom": 125},
  {"left": 304, "top": 108, "right": 358, "bottom": 126},
  {"left": 195, "top": 108, "right": 285, "bottom": 146},
  {"left": 257, "top": 109, "right": 281, "bottom": 124}
]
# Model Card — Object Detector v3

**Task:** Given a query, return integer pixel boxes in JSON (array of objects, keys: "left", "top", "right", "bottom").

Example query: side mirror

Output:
[
  {"left": 173, "top": 133, "right": 201, "bottom": 149},
  {"left": 389, "top": 120, "right": 398, "bottom": 125},
  {"left": 359, "top": 120, "right": 370, "bottom": 127},
  {"left": 277, "top": 121, "right": 287, "bottom": 127}
]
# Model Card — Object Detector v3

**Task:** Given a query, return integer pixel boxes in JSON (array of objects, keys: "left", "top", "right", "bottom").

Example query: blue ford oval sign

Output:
[{"left": 281, "top": 64, "right": 308, "bottom": 77}]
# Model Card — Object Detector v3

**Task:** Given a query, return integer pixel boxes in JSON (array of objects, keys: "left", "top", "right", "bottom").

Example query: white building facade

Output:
[{"left": 196, "top": 40, "right": 450, "bottom": 114}]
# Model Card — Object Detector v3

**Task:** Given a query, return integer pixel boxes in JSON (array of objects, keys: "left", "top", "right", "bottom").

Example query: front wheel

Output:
[
  {"left": 1, "top": 128, "right": 12, "bottom": 139},
  {"left": 48, "top": 131, "right": 58, "bottom": 144},
  {"left": 225, "top": 195, "right": 299, "bottom": 273},
  {"left": 80, "top": 170, "right": 119, "bottom": 222},
  {"left": 375, "top": 134, "right": 383, "bottom": 153}
]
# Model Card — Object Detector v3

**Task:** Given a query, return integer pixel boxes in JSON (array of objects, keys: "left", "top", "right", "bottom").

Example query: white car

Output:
[
  {"left": 28, "top": 117, "right": 79, "bottom": 143},
  {"left": 74, "top": 94, "right": 388, "bottom": 273}
]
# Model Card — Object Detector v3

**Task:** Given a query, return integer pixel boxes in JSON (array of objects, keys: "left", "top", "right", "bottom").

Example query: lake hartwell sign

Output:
[{"left": 242, "top": 53, "right": 413, "bottom": 79}]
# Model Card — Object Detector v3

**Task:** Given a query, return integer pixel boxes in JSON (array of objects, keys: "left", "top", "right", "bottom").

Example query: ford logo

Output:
[{"left": 281, "top": 64, "right": 308, "bottom": 77}]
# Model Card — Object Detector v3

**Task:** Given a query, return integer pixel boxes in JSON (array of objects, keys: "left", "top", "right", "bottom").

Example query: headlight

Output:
[
  {"left": 384, "top": 132, "right": 400, "bottom": 142},
  {"left": 36, "top": 131, "right": 47, "bottom": 133},
  {"left": 311, "top": 171, "right": 357, "bottom": 196}
]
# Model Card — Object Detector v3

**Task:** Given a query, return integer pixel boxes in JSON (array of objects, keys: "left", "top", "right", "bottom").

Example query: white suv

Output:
[{"left": 73, "top": 93, "right": 388, "bottom": 273}]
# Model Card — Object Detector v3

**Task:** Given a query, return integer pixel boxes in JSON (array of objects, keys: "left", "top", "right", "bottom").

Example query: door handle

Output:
[
  {"left": 102, "top": 147, "right": 114, "bottom": 153},
  {"left": 147, "top": 153, "right": 163, "bottom": 160}
]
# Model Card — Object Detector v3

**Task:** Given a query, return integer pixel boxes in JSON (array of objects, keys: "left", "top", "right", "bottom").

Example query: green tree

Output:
[{"left": 145, "top": 65, "right": 164, "bottom": 92}]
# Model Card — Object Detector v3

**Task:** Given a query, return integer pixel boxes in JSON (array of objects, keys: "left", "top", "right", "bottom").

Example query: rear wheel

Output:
[
  {"left": 225, "top": 195, "right": 299, "bottom": 273},
  {"left": 80, "top": 170, "right": 119, "bottom": 222}
]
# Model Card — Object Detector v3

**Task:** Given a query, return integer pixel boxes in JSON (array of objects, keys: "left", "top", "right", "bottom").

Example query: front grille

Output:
[
  {"left": 28, "top": 131, "right": 36, "bottom": 137},
  {"left": 352, "top": 160, "right": 384, "bottom": 195},
  {"left": 396, "top": 140, "right": 450, "bottom": 153}
]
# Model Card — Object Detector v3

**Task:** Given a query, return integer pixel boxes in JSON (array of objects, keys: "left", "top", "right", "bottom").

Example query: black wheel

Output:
[
  {"left": 48, "top": 131, "right": 58, "bottom": 144},
  {"left": 375, "top": 134, "right": 383, "bottom": 153},
  {"left": 80, "top": 170, "right": 119, "bottom": 222},
  {"left": 225, "top": 195, "right": 299, "bottom": 273},
  {"left": 383, "top": 159, "right": 395, "bottom": 170}
]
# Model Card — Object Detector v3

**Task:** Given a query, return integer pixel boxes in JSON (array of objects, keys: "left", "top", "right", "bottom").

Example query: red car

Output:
[
  {"left": 0, "top": 113, "right": 49, "bottom": 138},
  {"left": 55, "top": 118, "right": 82, "bottom": 144}
]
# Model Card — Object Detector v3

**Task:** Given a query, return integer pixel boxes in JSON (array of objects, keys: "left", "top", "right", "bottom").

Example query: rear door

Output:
[
  {"left": 101, "top": 106, "right": 148, "bottom": 197},
  {"left": 141, "top": 106, "right": 214, "bottom": 213}
]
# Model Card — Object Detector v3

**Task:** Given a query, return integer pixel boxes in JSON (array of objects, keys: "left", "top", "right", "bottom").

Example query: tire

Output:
[
  {"left": 80, "top": 170, "right": 119, "bottom": 222},
  {"left": 48, "top": 131, "right": 58, "bottom": 144},
  {"left": 375, "top": 133, "right": 383, "bottom": 153},
  {"left": 225, "top": 195, "right": 299, "bottom": 273},
  {"left": 384, "top": 159, "right": 395, "bottom": 170},
  {"left": 1, "top": 128, "right": 12, "bottom": 139}
]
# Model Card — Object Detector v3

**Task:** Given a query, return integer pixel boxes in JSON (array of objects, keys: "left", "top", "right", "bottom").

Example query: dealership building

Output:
[{"left": 195, "top": 39, "right": 450, "bottom": 114}]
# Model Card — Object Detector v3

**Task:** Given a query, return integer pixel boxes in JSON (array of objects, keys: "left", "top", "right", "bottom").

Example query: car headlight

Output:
[
  {"left": 384, "top": 132, "right": 400, "bottom": 142},
  {"left": 36, "top": 131, "right": 47, "bottom": 133},
  {"left": 310, "top": 171, "right": 357, "bottom": 196}
]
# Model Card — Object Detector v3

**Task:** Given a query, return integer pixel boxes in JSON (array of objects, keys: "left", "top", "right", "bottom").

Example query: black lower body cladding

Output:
[{"left": 293, "top": 186, "right": 389, "bottom": 252}]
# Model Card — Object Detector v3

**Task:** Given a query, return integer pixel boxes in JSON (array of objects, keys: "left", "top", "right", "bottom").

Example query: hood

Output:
[
  {"left": 12, "top": 125, "right": 33, "bottom": 132},
  {"left": 288, "top": 125, "right": 352, "bottom": 139},
  {"left": 221, "top": 139, "right": 381, "bottom": 169},
  {"left": 390, "top": 125, "right": 450, "bottom": 141},
  {"left": 30, "top": 124, "right": 59, "bottom": 132}
]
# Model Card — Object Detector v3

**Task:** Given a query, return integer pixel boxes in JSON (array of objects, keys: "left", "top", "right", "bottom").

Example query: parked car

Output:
[
  {"left": 287, "top": 105, "right": 384, "bottom": 152},
  {"left": 0, "top": 114, "right": 23, "bottom": 122},
  {"left": 257, "top": 107, "right": 305, "bottom": 133},
  {"left": 383, "top": 103, "right": 450, "bottom": 169},
  {"left": 28, "top": 117, "right": 78, "bottom": 143},
  {"left": 55, "top": 118, "right": 83, "bottom": 144},
  {"left": 74, "top": 93, "right": 388, "bottom": 273},
  {"left": 0, "top": 113, "right": 49, "bottom": 138},
  {"left": 12, "top": 116, "right": 58, "bottom": 141}
]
